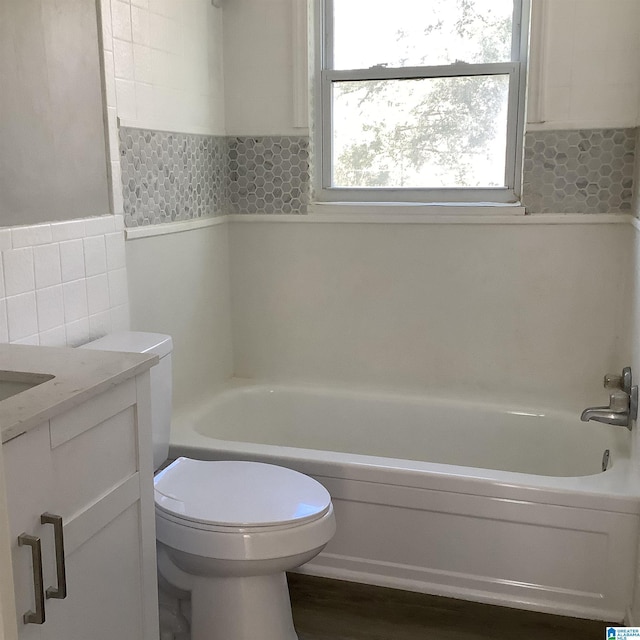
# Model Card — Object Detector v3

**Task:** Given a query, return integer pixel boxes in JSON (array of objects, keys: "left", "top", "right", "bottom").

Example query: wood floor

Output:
[{"left": 289, "top": 574, "right": 613, "bottom": 640}]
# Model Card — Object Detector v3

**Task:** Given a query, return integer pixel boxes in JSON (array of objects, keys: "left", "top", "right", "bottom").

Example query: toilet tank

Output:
[{"left": 80, "top": 331, "right": 173, "bottom": 471}]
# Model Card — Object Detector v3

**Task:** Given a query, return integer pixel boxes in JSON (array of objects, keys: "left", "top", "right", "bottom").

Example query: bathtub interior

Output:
[{"left": 188, "top": 384, "right": 631, "bottom": 478}]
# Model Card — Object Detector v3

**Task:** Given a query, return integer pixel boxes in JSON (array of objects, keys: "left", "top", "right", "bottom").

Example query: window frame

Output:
[{"left": 313, "top": 0, "right": 531, "bottom": 205}]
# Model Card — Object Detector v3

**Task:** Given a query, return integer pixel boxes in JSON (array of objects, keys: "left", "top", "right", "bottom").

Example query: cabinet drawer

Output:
[{"left": 50, "top": 406, "right": 138, "bottom": 521}]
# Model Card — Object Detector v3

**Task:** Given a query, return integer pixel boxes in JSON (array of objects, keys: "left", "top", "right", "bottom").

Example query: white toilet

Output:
[{"left": 82, "top": 331, "right": 336, "bottom": 640}]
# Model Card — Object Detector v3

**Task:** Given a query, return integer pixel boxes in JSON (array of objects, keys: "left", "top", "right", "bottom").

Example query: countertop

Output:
[{"left": 0, "top": 343, "right": 158, "bottom": 444}]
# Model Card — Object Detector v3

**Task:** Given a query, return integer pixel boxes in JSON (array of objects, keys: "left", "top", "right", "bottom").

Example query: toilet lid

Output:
[{"left": 154, "top": 458, "right": 332, "bottom": 528}]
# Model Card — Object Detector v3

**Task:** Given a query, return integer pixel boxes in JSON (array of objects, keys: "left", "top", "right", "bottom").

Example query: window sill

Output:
[{"left": 308, "top": 201, "right": 526, "bottom": 218}]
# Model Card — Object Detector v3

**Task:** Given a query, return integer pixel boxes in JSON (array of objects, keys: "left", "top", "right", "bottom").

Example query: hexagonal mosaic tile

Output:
[
  {"left": 522, "top": 129, "right": 636, "bottom": 214},
  {"left": 119, "top": 127, "right": 228, "bottom": 227},
  {"left": 120, "top": 125, "right": 636, "bottom": 224},
  {"left": 226, "top": 137, "right": 311, "bottom": 214}
]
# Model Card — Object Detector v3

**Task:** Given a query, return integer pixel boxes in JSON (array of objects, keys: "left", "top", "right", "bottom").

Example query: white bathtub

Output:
[{"left": 169, "top": 381, "right": 640, "bottom": 621}]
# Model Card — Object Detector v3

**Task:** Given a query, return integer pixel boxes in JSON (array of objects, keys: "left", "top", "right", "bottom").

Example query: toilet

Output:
[{"left": 81, "top": 331, "right": 336, "bottom": 640}]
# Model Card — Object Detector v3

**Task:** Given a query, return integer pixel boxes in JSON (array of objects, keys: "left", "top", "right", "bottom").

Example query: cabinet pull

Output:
[
  {"left": 17, "top": 534, "right": 45, "bottom": 625},
  {"left": 41, "top": 513, "right": 67, "bottom": 599}
]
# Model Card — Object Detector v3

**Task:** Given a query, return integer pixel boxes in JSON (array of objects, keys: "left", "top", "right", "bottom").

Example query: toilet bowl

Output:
[
  {"left": 155, "top": 458, "right": 336, "bottom": 640},
  {"left": 81, "top": 332, "right": 336, "bottom": 640}
]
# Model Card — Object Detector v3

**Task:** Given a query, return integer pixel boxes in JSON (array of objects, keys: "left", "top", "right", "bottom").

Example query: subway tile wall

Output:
[{"left": 0, "top": 216, "right": 129, "bottom": 346}]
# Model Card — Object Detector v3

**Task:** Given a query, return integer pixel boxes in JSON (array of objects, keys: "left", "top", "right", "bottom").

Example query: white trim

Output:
[
  {"left": 124, "top": 216, "right": 226, "bottom": 240},
  {"left": 117, "top": 117, "right": 223, "bottom": 138},
  {"left": 292, "top": 0, "right": 309, "bottom": 129},
  {"left": 527, "top": 0, "right": 547, "bottom": 124},
  {"left": 228, "top": 212, "right": 632, "bottom": 226},
  {"left": 123, "top": 212, "right": 633, "bottom": 240},
  {"left": 526, "top": 121, "right": 637, "bottom": 132}
]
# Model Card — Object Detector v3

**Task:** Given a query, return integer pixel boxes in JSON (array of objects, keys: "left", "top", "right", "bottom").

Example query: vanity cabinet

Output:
[{"left": 3, "top": 373, "right": 158, "bottom": 640}]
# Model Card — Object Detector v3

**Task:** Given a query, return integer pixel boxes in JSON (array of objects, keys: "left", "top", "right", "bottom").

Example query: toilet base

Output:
[{"left": 190, "top": 572, "right": 298, "bottom": 640}]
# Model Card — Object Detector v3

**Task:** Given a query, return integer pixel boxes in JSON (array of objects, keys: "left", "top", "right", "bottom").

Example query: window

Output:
[{"left": 315, "top": 0, "right": 529, "bottom": 204}]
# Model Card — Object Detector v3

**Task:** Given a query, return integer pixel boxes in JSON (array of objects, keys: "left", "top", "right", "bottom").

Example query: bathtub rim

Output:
[{"left": 170, "top": 380, "right": 640, "bottom": 515}]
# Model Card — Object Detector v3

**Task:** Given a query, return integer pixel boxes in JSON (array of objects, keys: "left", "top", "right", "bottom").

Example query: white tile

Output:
[
  {"left": 39, "top": 326, "right": 67, "bottom": 347},
  {"left": 11, "top": 224, "right": 52, "bottom": 248},
  {"left": 89, "top": 311, "right": 113, "bottom": 340},
  {"left": 135, "top": 82, "right": 155, "bottom": 121},
  {"left": 86, "top": 274, "right": 111, "bottom": 314},
  {"left": 110, "top": 304, "right": 130, "bottom": 332},
  {"left": 131, "top": 5, "right": 150, "bottom": 45},
  {"left": 105, "top": 232, "right": 127, "bottom": 270},
  {"left": 111, "top": 162, "right": 125, "bottom": 214},
  {"left": 85, "top": 216, "right": 117, "bottom": 236},
  {"left": 113, "top": 38, "right": 135, "bottom": 80},
  {"left": 33, "top": 244, "right": 62, "bottom": 290},
  {"left": 131, "top": 0, "right": 148, "bottom": 9},
  {"left": 0, "top": 300, "right": 8, "bottom": 343},
  {"left": 112, "top": 0, "right": 132, "bottom": 41},
  {"left": 59, "top": 239, "right": 86, "bottom": 282},
  {"left": 36, "top": 285, "right": 65, "bottom": 332},
  {"left": 106, "top": 106, "right": 120, "bottom": 163},
  {"left": 104, "top": 50, "right": 118, "bottom": 108},
  {"left": 108, "top": 268, "right": 129, "bottom": 307},
  {"left": 116, "top": 78, "right": 137, "bottom": 119},
  {"left": 114, "top": 215, "right": 125, "bottom": 231},
  {"left": 101, "top": 0, "right": 114, "bottom": 51},
  {"left": 3, "top": 248, "right": 35, "bottom": 297},
  {"left": 50, "top": 219, "right": 86, "bottom": 242},
  {"left": 11, "top": 335, "right": 40, "bottom": 346},
  {"left": 84, "top": 236, "right": 108, "bottom": 276},
  {"left": 133, "top": 44, "right": 153, "bottom": 83},
  {"left": 65, "top": 318, "right": 91, "bottom": 347},
  {"left": 63, "top": 280, "right": 89, "bottom": 323},
  {"left": 0, "top": 230, "right": 12, "bottom": 252},
  {"left": 6, "top": 293, "right": 38, "bottom": 341},
  {"left": 0, "top": 259, "right": 5, "bottom": 299}
]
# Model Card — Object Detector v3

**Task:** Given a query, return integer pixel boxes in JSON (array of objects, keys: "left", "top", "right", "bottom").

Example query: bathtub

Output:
[{"left": 169, "top": 381, "right": 640, "bottom": 621}]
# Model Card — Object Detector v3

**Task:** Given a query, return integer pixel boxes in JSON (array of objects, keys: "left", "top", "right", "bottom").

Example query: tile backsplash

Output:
[{"left": 0, "top": 216, "right": 129, "bottom": 346}]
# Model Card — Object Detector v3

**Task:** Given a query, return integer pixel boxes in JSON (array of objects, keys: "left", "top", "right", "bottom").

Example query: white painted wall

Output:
[
  {"left": 223, "top": 0, "right": 302, "bottom": 136},
  {"left": 229, "top": 218, "right": 632, "bottom": 408},
  {"left": 530, "top": 0, "right": 640, "bottom": 129},
  {"left": 126, "top": 224, "right": 233, "bottom": 412}
]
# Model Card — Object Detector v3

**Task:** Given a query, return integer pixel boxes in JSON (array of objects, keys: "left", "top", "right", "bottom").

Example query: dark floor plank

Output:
[{"left": 289, "top": 574, "right": 612, "bottom": 640}]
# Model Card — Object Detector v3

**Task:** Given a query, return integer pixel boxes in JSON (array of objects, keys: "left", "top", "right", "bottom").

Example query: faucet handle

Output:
[
  {"left": 609, "top": 390, "right": 630, "bottom": 413},
  {"left": 604, "top": 367, "right": 633, "bottom": 395},
  {"left": 604, "top": 374, "right": 623, "bottom": 389}
]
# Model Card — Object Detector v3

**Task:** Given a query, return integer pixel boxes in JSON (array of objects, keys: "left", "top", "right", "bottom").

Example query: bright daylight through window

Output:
[{"left": 316, "top": 0, "right": 529, "bottom": 203}]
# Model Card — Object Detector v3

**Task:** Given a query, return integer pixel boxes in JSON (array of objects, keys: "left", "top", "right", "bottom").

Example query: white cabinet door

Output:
[{"left": 4, "top": 374, "right": 158, "bottom": 640}]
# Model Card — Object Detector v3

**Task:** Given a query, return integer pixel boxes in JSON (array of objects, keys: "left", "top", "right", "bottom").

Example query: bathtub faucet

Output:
[{"left": 580, "top": 366, "right": 638, "bottom": 430}]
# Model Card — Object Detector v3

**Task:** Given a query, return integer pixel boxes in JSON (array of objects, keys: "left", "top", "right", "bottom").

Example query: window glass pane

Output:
[
  {"left": 333, "top": 0, "right": 514, "bottom": 70},
  {"left": 332, "top": 75, "right": 509, "bottom": 189}
]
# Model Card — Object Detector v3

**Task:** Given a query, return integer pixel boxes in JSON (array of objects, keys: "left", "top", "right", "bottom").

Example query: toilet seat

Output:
[{"left": 154, "top": 458, "right": 332, "bottom": 529}]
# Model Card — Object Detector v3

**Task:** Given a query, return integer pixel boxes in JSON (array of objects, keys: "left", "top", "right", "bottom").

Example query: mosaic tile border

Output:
[
  {"left": 119, "top": 129, "right": 312, "bottom": 225},
  {"left": 119, "top": 126, "right": 637, "bottom": 224},
  {"left": 119, "top": 127, "right": 228, "bottom": 227},
  {"left": 227, "top": 137, "right": 311, "bottom": 215},
  {"left": 522, "top": 128, "right": 636, "bottom": 214}
]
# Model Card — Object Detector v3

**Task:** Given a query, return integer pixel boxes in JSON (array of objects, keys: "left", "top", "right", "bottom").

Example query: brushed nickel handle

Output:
[
  {"left": 17, "top": 533, "right": 45, "bottom": 625},
  {"left": 41, "top": 513, "right": 67, "bottom": 599}
]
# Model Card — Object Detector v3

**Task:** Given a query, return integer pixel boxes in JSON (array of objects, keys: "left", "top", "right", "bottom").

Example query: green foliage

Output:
[{"left": 333, "top": 0, "right": 512, "bottom": 189}]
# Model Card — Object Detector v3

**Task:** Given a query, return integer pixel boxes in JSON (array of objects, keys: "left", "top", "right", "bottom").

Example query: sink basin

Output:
[{"left": 0, "top": 372, "right": 54, "bottom": 402}]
